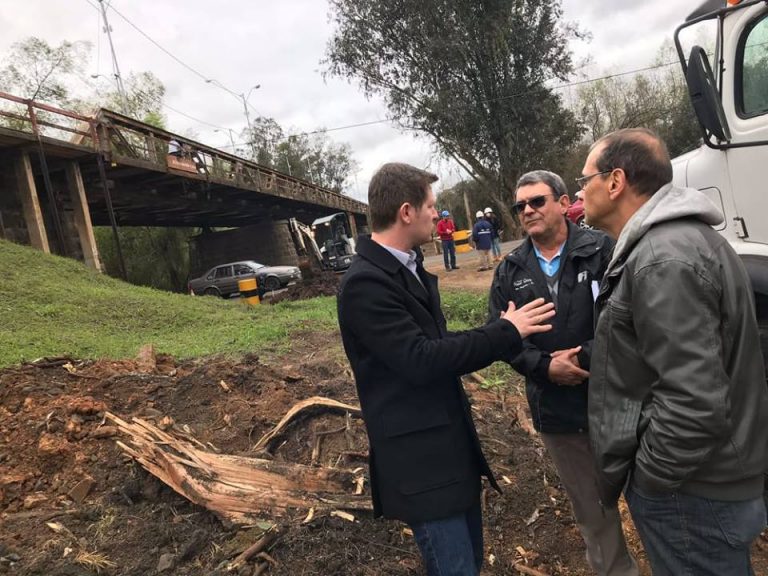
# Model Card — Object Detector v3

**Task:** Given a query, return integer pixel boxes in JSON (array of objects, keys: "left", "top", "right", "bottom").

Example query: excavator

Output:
[{"left": 288, "top": 213, "right": 356, "bottom": 273}]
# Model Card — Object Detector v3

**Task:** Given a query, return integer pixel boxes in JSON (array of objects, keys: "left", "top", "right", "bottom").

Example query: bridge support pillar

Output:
[
  {"left": 346, "top": 211, "right": 359, "bottom": 239},
  {"left": 14, "top": 152, "right": 50, "bottom": 253},
  {"left": 66, "top": 161, "right": 102, "bottom": 271}
]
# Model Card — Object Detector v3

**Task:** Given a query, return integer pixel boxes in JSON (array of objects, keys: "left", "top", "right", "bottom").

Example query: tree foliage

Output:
[
  {"left": 325, "top": 0, "right": 585, "bottom": 231},
  {"left": 95, "top": 226, "right": 192, "bottom": 293},
  {"left": 243, "top": 117, "right": 357, "bottom": 192},
  {"left": 576, "top": 45, "right": 700, "bottom": 158},
  {"left": 0, "top": 37, "right": 90, "bottom": 105},
  {"left": 103, "top": 71, "right": 167, "bottom": 128}
]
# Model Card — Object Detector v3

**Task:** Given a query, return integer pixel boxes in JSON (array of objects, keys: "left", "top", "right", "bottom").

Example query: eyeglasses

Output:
[
  {"left": 511, "top": 194, "right": 555, "bottom": 214},
  {"left": 575, "top": 169, "right": 613, "bottom": 190}
]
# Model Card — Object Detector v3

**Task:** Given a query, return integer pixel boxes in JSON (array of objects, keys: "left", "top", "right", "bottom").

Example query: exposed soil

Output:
[
  {"left": 268, "top": 270, "right": 341, "bottom": 303},
  {"left": 2, "top": 326, "right": 767, "bottom": 575}
]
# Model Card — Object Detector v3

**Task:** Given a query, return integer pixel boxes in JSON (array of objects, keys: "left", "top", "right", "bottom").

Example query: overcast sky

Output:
[{"left": 0, "top": 0, "right": 703, "bottom": 201}]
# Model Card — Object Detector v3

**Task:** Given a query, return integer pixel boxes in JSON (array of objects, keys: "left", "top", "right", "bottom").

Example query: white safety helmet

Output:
[
  {"left": 484, "top": 207, "right": 493, "bottom": 214},
  {"left": 475, "top": 210, "right": 485, "bottom": 218}
]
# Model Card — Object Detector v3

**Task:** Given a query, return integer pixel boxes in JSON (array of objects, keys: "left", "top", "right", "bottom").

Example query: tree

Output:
[
  {"left": 576, "top": 43, "right": 701, "bottom": 158},
  {"left": 0, "top": 37, "right": 90, "bottom": 106},
  {"left": 95, "top": 226, "right": 192, "bottom": 293},
  {"left": 325, "top": 0, "right": 584, "bottom": 234},
  {"left": 243, "top": 117, "right": 358, "bottom": 192}
]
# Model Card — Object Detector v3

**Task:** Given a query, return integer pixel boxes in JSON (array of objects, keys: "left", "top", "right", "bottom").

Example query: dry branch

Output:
[
  {"left": 514, "top": 403, "right": 538, "bottom": 438},
  {"left": 253, "top": 396, "right": 362, "bottom": 453},
  {"left": 514, "top": 564, "right": 551, "bottom": 576},
  {"left": 227, "top": 528, "right": 281, "bottom": 572},
  {"left": 106, "top": 409, "right": 371, "bottom": 526}
]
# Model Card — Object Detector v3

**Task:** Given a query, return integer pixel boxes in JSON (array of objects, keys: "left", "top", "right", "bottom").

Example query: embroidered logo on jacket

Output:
[
  {"left": 577, "top": 271, "right": 589, "bottom": 283},
  {"left": 513, "top": 278, "right": 535, "bottom": 291}
]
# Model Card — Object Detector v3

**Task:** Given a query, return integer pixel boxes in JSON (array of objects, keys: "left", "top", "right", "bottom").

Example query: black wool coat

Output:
[{"left": 337, "top": 235, "right": 524, "bottom": 524}]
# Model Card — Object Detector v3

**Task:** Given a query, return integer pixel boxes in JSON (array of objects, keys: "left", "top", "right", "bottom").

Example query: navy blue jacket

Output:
[
  {"left": 472, "top": 219, "right": 493, "bottom": 250},
  {"left": 488, "top": 223, "right": 613, "bottom": 433}
]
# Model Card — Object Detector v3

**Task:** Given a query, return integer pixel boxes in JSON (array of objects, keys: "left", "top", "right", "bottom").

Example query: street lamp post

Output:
[
  {"left": 240, "top": 85, "right": 260, "bottom": 158},
  {"left": 215, "top": 128, "right": 237, "bottom": 153}
]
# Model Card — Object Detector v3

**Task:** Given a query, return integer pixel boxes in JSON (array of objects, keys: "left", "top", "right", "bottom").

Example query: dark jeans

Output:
[
  {"left": 408, "top": 501, "right": 483, "bottom": 576},
  {"left": 442, "top": 240, "right": 457, "bottom": 270},
  {"left": 625, "top": 480, "right": 766, "bottom": 576}
]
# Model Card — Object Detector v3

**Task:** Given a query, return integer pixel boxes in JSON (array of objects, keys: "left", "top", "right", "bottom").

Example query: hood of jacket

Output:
[{"left": 608, "top": 183, "right": 724, "bottom": 273}]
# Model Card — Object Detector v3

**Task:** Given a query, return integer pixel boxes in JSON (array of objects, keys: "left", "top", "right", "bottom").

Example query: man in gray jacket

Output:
[{"left": 581, "top": 128, "right": 768, "bottom": 575}]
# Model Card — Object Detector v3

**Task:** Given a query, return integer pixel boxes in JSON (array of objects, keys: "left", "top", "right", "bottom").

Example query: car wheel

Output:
[
  {"left": 263, "top": 276, "right": 281, "bottom": 291},
  {"left": 203, "top": 287, "right": 220, "bottom": 297}
]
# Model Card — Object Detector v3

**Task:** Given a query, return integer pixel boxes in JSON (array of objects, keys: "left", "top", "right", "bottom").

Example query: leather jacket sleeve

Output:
[{"left": 631, "top": 259, "right": 729, "bottom": 491}]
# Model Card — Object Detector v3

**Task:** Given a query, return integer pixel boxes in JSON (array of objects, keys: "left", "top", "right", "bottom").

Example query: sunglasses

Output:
[{"left": 512, "top": 194, "right": 555, "bottom": 214}]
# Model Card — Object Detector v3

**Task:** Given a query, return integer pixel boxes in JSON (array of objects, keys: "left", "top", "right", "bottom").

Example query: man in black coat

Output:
[
  {"left": 488, "top": 170, "right": 637, "bottom": 576},
  {"left": 337, "top": 162, "right": 555, "bottom": 576}
]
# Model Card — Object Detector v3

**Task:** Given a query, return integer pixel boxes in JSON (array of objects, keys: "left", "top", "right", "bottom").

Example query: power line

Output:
[
  {"left": 74, "top": 1, "right": 689, "bottom": 149},
  {"left": 220, "top": 58, "right": 686, "bottom": 149},
  {"left": 82, "top": 0, "right": 247, "bottom": 105},
  {"left": 74, "top": 72, "right": 232, "bottom": 132}
]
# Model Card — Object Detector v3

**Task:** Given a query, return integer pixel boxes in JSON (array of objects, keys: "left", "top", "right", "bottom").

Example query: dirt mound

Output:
[
  {"left": 2, "top": 345, "right": 767, "bottom": 575},
  {"left": 269, "top": 271, "right": 341, "bottom": 303}
]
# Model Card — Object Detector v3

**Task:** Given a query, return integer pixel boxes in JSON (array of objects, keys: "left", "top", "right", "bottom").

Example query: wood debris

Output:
[{"left": 106, "top": 406, "right": 371, "bottom": 525}]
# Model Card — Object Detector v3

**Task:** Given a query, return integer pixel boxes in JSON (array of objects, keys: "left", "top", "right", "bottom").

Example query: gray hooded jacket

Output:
[{"left": 589, "top": 183, "right": 768, "bottom": 505}]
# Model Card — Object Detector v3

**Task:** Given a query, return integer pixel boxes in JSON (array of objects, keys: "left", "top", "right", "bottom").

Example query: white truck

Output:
[{"left": 672, "top": 0, "right": 768, "bottom": 364}]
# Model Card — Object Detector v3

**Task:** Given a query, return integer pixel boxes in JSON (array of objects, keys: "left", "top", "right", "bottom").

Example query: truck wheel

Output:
[{"left": 263, "top": 276, "right": 281, "bottom": 291}]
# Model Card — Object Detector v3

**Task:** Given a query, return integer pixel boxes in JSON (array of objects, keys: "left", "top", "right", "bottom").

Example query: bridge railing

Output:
[
  {"left": 97, "top": 109, "right": 367, "bottom": 214},
  {"left": 0, "top": 92, "right": 366, "bottom": 215},
  {"left": 0, "top": 91, "right": 98, "bottom": 146}
]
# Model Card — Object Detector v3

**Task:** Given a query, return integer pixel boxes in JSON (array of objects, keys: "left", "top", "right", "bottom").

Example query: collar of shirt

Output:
[
  {"left": 532, "top": 241, "right": 565, "bottom": 277},
  {"left": 378, "top": 242, "right": 423, "bottom": 285}
]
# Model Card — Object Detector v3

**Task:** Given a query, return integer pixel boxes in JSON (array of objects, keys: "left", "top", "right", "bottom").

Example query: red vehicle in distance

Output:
[{"left": 567, "top": 193, "right": 587, "bottom": 228}]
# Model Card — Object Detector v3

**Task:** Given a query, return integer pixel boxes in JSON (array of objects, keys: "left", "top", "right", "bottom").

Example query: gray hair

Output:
[{"left": 515, "top": 170, "right": 568, "bottom": 198}]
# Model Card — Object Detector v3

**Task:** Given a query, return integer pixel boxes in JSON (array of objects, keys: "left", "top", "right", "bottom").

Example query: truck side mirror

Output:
[{"left": 687, "top": 45, "right": 731, "bottom": 142}]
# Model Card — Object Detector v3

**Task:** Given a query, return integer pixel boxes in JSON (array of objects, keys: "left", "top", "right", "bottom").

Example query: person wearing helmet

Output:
[
  {"left": 472, "top": 210, "right": 493, "bottom": 271},
  {"left": 484, "top": 207, "right": 503, "bottom": 262},
  {"left": 436, "top": 210, "right": 459, "bottom": 271}
]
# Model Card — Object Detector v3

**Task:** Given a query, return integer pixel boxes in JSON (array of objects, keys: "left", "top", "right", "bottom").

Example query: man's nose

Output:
[{"left": 523, "top": 203, "right": 536, "bottom": 216}]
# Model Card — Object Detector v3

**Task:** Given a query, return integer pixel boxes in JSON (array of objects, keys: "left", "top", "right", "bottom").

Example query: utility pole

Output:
[
  {"left": 98, "top": 0, "right": 129, "bottom": 114},
  {"left": 240, "top": 85, "right": 260, "bottom": 158}
]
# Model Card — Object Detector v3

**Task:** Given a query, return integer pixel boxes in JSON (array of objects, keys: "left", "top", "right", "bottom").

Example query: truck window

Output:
[{"left": 740, "top": 14, "right": 768, "bottom": 117}]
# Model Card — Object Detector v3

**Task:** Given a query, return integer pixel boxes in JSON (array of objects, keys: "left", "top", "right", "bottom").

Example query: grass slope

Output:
[
  {"left": 0, "top": 239, "right": 339, "bottom": 368},
  {"left": 0, "top": 240, "right": 489, "bottom": 369}
]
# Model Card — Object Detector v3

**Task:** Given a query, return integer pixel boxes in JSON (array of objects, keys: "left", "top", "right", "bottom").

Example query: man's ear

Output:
[
  {"left": 398, "top": 202, "right": 412, "bottom": 225},
  {"left": 607, "top": 169, "right": 627, "bottom": 201},
  {"left": 559, "top": 194, "right": 571, "bottom": 213}
]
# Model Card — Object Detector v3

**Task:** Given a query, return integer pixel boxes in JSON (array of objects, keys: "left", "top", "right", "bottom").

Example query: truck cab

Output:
[{"left": 674, "top": 0, "right": 768, "bottom": 363}]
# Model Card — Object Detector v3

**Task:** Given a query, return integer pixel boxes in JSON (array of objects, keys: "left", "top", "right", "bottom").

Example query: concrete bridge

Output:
[{"left": 0, "top": 91, "right": 368, "bottom": 273}]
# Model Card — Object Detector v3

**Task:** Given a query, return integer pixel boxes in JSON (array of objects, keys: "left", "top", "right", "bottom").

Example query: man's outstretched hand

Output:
[{"left": 501, "top": 298, "right": 555, "bottom": 339}]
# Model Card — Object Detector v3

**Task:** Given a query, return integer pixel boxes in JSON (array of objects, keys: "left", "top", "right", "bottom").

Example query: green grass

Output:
[
  {"left": 0, "top": 239, "right": 339, "bottom": 368},
  {"left": 441, "top": 290, "right": 489, "bottom": 330},
  {"left": 0, "top": 239, "right": 510, "bottom": 375}
]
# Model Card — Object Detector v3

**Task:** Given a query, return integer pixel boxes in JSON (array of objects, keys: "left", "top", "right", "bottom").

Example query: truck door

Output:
[{"left": 724, "top": 7, "right": 768, "bottom": 244}]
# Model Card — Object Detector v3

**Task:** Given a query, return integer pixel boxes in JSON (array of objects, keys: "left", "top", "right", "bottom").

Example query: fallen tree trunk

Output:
[{"left": 106, "top": 410, "right": 371, "bottom": 525}]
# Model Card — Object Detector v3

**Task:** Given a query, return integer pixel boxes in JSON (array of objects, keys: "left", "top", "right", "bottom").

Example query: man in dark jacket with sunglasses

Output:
[{"left": 488, "top": 170, "right": 637, "bottom": 576}]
